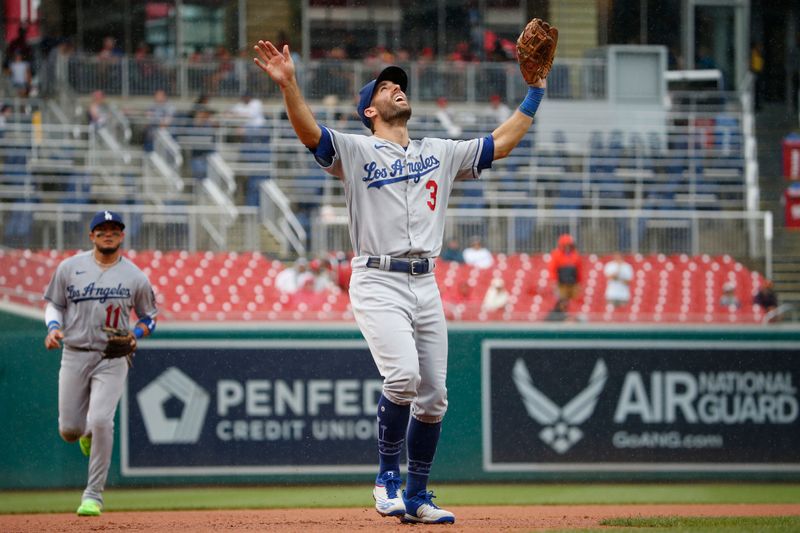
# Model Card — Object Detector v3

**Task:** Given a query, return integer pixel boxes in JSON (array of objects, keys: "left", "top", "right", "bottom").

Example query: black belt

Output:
[
  {"left": 366, "top": 256, "right": 435, "bottom": 276},
  {"left": 66, "top": 345, "right": 96, "bottom": 352}
]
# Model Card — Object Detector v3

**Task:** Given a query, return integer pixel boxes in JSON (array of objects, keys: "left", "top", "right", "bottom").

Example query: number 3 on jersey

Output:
[
  {"left": 426, "top": 180, "right": 438, "bottom": 211},
  {"left": 105, "top": 304, "right": 121, "bottom": 328}
]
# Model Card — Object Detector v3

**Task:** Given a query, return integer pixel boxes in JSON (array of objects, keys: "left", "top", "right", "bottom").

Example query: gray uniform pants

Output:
[
  {"left": 349, "top": 268, "right": 449, "bottom": 423},
  {"left": 59, "top": 347, "right": 128, "bottom": 504}
]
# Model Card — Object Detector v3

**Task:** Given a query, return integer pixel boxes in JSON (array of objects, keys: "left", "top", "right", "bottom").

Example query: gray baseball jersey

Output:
[
  {"left": 44, "top": 250, "right": 157, "bottom": 506},
  {"left": 44, "top": 251, "right": 158, "bottom": 349},
  {"left": 314, "top": 126, "right": 488, "bottom": 423},
  {"left": 317, "top": 128, "right": 487, "bottom": 258}
]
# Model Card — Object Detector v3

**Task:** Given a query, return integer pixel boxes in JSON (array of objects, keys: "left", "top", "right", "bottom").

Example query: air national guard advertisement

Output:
[{"left": 483, "top": 340, "right": 800, "bottom": 472}]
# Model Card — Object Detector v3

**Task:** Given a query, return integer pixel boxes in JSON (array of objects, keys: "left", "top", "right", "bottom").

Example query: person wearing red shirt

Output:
[{"left": 548, "top": 233, "right": 582, "bottom": 303}]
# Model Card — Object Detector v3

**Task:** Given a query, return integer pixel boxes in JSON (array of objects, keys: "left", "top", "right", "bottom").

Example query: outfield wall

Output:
[{"left": 1, "top": 308, "right": 799, "bottom": 489}]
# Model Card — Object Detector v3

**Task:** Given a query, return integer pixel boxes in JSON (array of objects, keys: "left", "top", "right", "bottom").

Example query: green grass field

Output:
[
  {"left": 1, "top": 483, "right": 799, "bottom": 515},
  {"left": 591, "top": 516, "right": 800, "bottom": 533}
]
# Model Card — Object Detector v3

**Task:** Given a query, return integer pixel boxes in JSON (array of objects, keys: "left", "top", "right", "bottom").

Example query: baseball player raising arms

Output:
[
  {"left": 255, "top": 18, "right": 555, "bottom": 525},
  {"left": 43, "top": 210, "right": 158, "bottom": 516}
]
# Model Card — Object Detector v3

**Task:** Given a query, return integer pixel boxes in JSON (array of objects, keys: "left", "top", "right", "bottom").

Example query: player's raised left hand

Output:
[{"left": 253, "top": 40, "right": 296, "bottom": 89}]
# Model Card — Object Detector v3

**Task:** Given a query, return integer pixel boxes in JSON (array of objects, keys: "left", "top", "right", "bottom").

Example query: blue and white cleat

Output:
[
  {"left": 401, "top": 489, "right": 455, "bottom": 524},
  {"left": 372, "top": 470, "right": 405, "bottom": 517}
]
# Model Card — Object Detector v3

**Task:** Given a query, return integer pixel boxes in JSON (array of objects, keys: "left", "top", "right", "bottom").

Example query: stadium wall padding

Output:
[{"left": 1, "top": 308, "right": 799, "bottom": 489}]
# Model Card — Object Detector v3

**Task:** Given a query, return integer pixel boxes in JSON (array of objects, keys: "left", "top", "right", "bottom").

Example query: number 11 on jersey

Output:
[{"left": 105, "top": 304, "right": 121, "bottom": 328}]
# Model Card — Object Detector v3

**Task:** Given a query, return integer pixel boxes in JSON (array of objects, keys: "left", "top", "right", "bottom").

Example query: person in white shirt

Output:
[
  {"left": 719, "top": 281, "right": 740, "bottom": 309},
  {"left": 481, "top": 278, "right": 509, "bottom": 312},
  {"left": 603, "top": 252, "right": 633, "bottom": 307},
  {"left": 274, "top": 258, "right": 314, "bottom": 294},
  {"left": 230, "top": 92, "right": 266, "bottom": 128},
  {"left": 462, "top": 236, "right": 494, "bottom": 269},
  {"left": 9, "top": 51, "right": 31, "bottom": 96}
]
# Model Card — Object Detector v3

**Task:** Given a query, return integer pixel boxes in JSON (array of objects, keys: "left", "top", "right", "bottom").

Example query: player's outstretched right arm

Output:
[
  {"left": 44, "top": 302, "right": 64, "bottom": 349},
  {"left": 253, "top": 40, "right": 321, "bottom": 150}
]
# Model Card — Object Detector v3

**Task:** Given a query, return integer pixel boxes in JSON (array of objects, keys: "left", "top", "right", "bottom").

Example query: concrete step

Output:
[
  {"left": 777, "top": 292, "right": 800, "bottom": 304},
  {"left": 771, "top": 262, "right": 800, "bottom": 273},
  {"left": 549, "top": 0, "right": 598, "bottom": 58}
]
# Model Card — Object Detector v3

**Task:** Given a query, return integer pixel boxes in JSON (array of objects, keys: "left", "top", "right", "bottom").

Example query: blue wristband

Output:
[
  {"left": 133, "top": 326, "right": 145, "bottom": 339},
  {"left": 518, "top": 87, "right": 545, "bottom": 118},
  {"left": 47, "top": 321, "right": 61, "bottom": 332}
]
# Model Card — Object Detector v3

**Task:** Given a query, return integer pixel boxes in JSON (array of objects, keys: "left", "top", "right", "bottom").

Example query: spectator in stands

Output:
[
  {"left": 321, "top": 47, "right": 352, "bottom": 100},
  {"left": 275, "top": 258, "right": 314, "bottom": 294},
  {"left": 332, "top": 251, "right": 353, "bottom": 292},
  {"left": 230, "top": 92, "right": 265, "bottom": 129},
  {"left": 668, "top": 45, "right": 684, "bottom": 70},
  {"left": 481, "top": 278, "right": 509, "bottom": 313},
  {"left": 548, "top": 233, "right": 582, "bottom": 305},
  {"left": 209, "top": 47, "right": 235, "bottom": 94},
  {"left": 192, "top": 94, "right": 210, "bottom": 117},
  {"left": 753, "top": 279, "right": 778, "bottom": 314},
  {"left": 95, "top": 36, "right": 123, "bottom": 92},
  {"left": 487, "top": 94, "right": 511, "bottom": 125},
  {"left": 434, "top": 97, "right": 462, "bottom": 138},
  {"left": 0, "top": 104, "right": 12, "bottom": 135},
  {"left": 97, "top": 36, "right": 122, "bottom": 60},
  {"left": 750, "top": 42, "right": 765, "bottom": 111},
  {"left": 190, "top": 106, "right": 216, "bottom": 180},
  {"left": 144, "top": 89, "right": 176, "bottom": 152},
  {"left": 8, "top": 51, "right": 31, "bottom": 97},
  {"left": 719, "top": 281, "right": 740, "bottom": 309},
  {"left": 603, "top": 252, "right": 633, "bottom": 308},
  {"left": 443, "top": 280, "right": 481, "bottom": 319},
  {"left": 294, "top": 274, "right": 328, "bottom": 310},
  {"left": 696, "top": 45, "right": 716, "bottom": 70},
  {"left": 311, "top": 258, "right": 335, "bottom": 292},
  {"left": 3, "top": 25, "right": 33, "bottom": 72},
  {"left": 87, "top": 90, "right": 109, "bottom": 129},
  {"left": 544, "top": 298, "right": 571, "bottom": 322},
  {"left": 42, "top": 37, "right": 74, "bottom": 95},
  {"left": 440, "top": 238, "right": 465, "bottom": 263},
  {"left": 463, "top": 236, "right": 493, "bottom": 269},
  {"left": 231, "top": 92, "right": 269, "bottom": 204}
]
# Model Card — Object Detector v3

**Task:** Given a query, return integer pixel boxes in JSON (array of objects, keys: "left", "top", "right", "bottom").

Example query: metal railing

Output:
[
  {"left": 258, "top": 180, "right": 307, "bottom": 256},
  {"left": 311, "top": 207, "right": 772, "bottom": 277},
  {"left": 153, "top": 128, "right": 183, "bottom": 171},
  {"left": 0, "top": 202, "right": 261, "bottom": 252},
  {"left": 49, "top": 54, "right": 607, "bottom": 103}
]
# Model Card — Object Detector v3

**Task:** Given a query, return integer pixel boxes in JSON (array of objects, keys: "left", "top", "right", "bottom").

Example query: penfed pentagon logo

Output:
[{"left": 483, "top": 341, "right": 800, "bottom": 472}]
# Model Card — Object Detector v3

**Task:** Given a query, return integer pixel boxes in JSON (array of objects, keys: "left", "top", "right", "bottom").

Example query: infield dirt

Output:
[{"left": 2, "top": 503, "right": 800, "bottom": 532}]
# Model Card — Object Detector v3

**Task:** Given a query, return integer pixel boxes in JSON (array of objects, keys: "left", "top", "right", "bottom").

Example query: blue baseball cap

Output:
[
  {"left": 90, "top": 210, "right": 125, "bottom": 231},
  {"left": 356, "top": 66, "right": 408, "bottom": 129}
]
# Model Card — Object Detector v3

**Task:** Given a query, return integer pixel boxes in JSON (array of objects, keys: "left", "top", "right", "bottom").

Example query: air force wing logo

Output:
[{"left": 512, "top": 358, "right": 608, "bottom": 454}]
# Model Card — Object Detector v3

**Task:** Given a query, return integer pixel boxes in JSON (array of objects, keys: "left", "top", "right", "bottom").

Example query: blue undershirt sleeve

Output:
[
  {"left": 477, "top": 135, "right": 494, "bottom": 170},
  {"left": 310, "top": 124, "right": 334, "bottom": 167}
]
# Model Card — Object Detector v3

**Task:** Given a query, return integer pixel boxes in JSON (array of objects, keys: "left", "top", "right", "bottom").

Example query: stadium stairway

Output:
[
  {"left": 771, "top": 230, "right": 800, "bottom": 309},
  {"left": 754, "top": 101, "right": 800, "bottom": 309}
]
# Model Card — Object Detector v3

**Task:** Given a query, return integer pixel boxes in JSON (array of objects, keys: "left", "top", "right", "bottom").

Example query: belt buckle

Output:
[{"left": 409, "top": 259, "right": 426, "bottom": 276}]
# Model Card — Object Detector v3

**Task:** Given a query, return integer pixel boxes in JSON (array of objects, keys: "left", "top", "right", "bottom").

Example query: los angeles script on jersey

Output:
[
  {"left": 361, "top": 154, "right": 440, "bottom": 189},
  {"left": 66, "top": 282, "right": 131, "bottom": 303}
]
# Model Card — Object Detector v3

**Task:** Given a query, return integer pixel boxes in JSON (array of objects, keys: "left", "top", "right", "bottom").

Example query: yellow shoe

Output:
[
  {"left": 76, "top": 499, "right": 102, "bottom": 516},
  {"left": 79, "top": 435, "right": 91, "bottom": 457}
]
